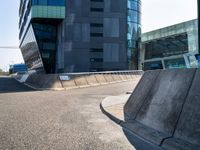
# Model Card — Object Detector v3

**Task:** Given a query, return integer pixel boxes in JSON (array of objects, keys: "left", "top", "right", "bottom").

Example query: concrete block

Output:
[
  {"left": 125, "top": 72, "right": 132, "bottom": 80},
  {"left": 85, "top": 74, "right": 99, "bottom": 86},
  {"left": 95, "top": 74, "right": 107, "bottom": 84},
  {"left": 74, "top": 76, "right": 89, "bottom": 87},
  {"left": 130, "top": 74, "right": 137, "bottom": 80},
  {"left": 104, "top": 74, "right": 114, "bottom": 83},
  {"left": 124, "top": 70, "right": 161, "bottom": 119},
  {"left": 119, "top": 73, "right": 127, "bottom": 81},
  {"left": 61, "top": 79, "right": 77, "bottom": 89},
  {"left": 135, "top": 69, "right": 195, "bottom": 135},
  {"left": 112, "top": 74, "right": 121, "bottom": 81},
  {"left": 124, "top": 69, "right": 198, "bottom": 147}
]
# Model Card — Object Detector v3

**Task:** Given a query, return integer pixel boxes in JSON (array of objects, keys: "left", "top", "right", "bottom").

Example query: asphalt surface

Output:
[
  {"left": 0, "top": 76, "right": 33, "bottom": 93},
  {"left": 0, "top": 76, "right": 136, "bottom": 150}
]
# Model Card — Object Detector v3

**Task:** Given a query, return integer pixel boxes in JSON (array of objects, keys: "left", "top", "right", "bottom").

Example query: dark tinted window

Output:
[
  {"left": 90, "top": 33, "right": 103, "bottom": 37},
  {"left": 90, "top": 8, "right": 104, "bottom": 12},
  {"left": 32, "top": 0, "right": 65, "bottom": 6}
]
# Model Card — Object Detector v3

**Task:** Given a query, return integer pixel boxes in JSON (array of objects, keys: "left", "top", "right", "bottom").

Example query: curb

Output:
[
  {"left": 24, "top": 83, "right": 65, "bottom": 91},
  {"left": 100, "top": 102, "right": 123, "bottom": 124},
  {"left": 100, "top": 102, "right": 164, "bottom": 150}
]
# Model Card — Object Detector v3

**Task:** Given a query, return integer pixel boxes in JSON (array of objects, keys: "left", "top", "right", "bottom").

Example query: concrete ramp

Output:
[{"left": 124, "top": 69, "right": 200, "bottom": 149}]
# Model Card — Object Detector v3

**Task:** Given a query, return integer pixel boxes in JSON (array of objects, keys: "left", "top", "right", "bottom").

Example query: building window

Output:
[
  {"left": 90, "top": 23, "right": 103, "bottom": 27},
  {"left": 90, "top": 8, "right": 104, "bottom": 12},
  {"left": 90, "top": 33, "right": 103, "bottom": 37},
  {"left": 90, "top": 48, "right": 103, "bottom": 52},
  {"left": 90, "top": 58, "right": 103, "bottom": 62},
  {"left": 91, "top": 0, "right": 104, "bottom": 2}
]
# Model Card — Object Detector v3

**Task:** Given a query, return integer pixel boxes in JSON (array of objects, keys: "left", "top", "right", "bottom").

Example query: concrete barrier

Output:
[
  {"left": 61, "top": 79, "right": 77, "bottom": 89},
  {"left": 95, "top": 74, "right": 107, "bottom": 84},
  {"left": 85, "top": 74, "right": 99, "bottom": 86},
  {"left": 103, "top": 74, "right": 114, "bottom": 83},
  {"left": 162, "top": 69, "right": 200, "bottom": 150},
  {"left": 74, "top": 76, "right": 89, "bottom": 87},
  {"left": 119, "top": 72, "right": 128, "bottom": 81},
  {"left": 123, "top": 69, "right": 200, "bottom": 149},
  {"left": 124, "top": 70, "right": 160, "bottom": 119},
  {"left": 125, "top": 72, "right": 132, "bottom": 80},
  {"left": 20, "top": 70, "right": 143, "bottom": 90},
  {"left": 112, "top": 73, "right": 121, "bottom": 81}
]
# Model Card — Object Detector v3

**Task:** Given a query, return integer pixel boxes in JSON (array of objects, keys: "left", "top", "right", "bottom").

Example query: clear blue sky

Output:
[
  {"left": 0, "top": 0, "right": 23, "bottom": 71},
  {"left": 0, "top": 0, "right": 198, "bottom": 71}
]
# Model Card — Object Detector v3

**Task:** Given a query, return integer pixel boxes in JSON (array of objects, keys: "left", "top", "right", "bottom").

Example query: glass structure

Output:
[
  {"left": 19, "top": 0, "right": 65, "bottom": 73},
  {"left": 127, "top": 0, "right": 141, "bottom": 70},
  {"left": 141, "top": 19, "right": 198, "bottom": 70}
]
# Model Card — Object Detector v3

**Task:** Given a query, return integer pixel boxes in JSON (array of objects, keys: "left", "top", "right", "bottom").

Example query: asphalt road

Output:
[
  {"left": 0, "top": 77, "right": 137, "bottom": 150},
  {"left": 0, "top": 76, "right": 32, "bottom": 93}
]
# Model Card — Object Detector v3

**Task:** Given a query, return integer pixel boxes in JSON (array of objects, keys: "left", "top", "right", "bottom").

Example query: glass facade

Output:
[
  {"left": 31, "top": 6, "right": 65, "bottom": 19},
  {"left": 127, "top": 0, "right": 141, "bottom": 70},
  {"left": 164, "top": 58, "right": 186, "bottom": 69},
  {"left": 144, "top": 61, "right": 163, "bottom": 70},
  {"left": 33, "top": 23, "right": 57, "bottom": 73},
  {"left": 20, "top": 25, "right": 44, "bottom": 72},
  {"left": 141, "top": 19, "right": 198, "bottom": 70},
  {"left": 145, "top": 33, "right": 188, "bottom": 59},
  {"left": 19, "top": 0, "right": 65, "bottom": 73}
]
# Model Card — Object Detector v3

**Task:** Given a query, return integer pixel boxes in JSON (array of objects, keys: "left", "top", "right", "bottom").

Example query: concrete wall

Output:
[{"left": 124, "top": 69, "right": 200, "bottom": 149}]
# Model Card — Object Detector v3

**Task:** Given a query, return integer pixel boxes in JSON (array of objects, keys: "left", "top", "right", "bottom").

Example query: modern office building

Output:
[
  {"left": 140, "top": 19, "right": 199, "bottom": 70},
  {"left": 19, "top": 0, "right": 141, "bottom": 73}
]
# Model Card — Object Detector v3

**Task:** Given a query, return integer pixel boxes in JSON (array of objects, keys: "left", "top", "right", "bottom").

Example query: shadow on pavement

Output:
[
  {"left": 122, "top": 128, "right": 162, "bottom": 150},
  {"left": 0, "top": 76, "right": 35, "bottom": 94}
]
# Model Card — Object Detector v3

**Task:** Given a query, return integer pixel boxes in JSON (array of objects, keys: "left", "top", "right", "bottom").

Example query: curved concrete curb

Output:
[
  {"left": 100, "top": 95, "right": 129, "bottom": 124},
  {"left": 100, "top": 103, "right": 122, "bottom": 124}
]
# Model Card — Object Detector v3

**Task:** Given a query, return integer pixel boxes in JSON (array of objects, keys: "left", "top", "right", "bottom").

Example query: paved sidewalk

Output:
[
  {"left": 100, "top": 80, "right": 139, "bottom": 124},
  {"left": 100, "top": 94, "right": 130, "bottom": 124}
]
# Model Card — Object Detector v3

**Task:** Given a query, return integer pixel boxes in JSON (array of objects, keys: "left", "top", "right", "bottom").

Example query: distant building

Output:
[
  {"left": 9, "top": 64, "right": 28, "bottom": 74},
  {"left": 140, "top": 19, "right": 198, "bottom": 70},
  {"left": 19, "top": 0, "right": 141, "bottom": 73}
]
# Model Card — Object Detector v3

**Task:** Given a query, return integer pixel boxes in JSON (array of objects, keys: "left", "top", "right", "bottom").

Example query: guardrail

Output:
[{"left": 60, "top": 70, "right": 143, "bottom": 89}]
